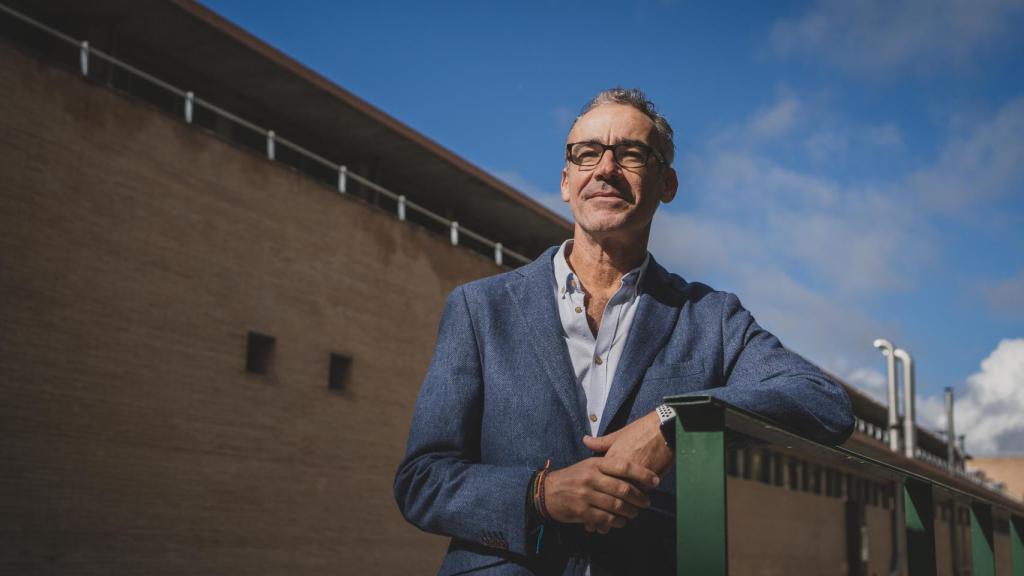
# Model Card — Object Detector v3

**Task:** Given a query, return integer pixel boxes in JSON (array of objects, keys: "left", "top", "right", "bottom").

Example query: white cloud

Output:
[
  {"left": 771, "top": 0, "right": 1024, "bottom": 76},
  {"left": 681, "top": 99, "right": 930, "bottom": 297},
  {"left": 862, "top": 124, "right": 903, "bottom": 149},
  {"left": 919, "top": 338, "right": 1024, "bottom": 455},
  {"left": 696, "top": 149, "right": 842, "bottom": 215},
  {"left": 647, "top": 92, "right": 928, "bottom": 381},
  {"left": 804, "top": 130, "right": 848, "bottom": 163},
  {"left": 750, "top": 96, "right": 800, "bottom": 139},
  {"left": 907, "top": 97, "right": 1024, "bottom": 213},
  {"left": 802, "top": 123, "right": 903, "bottom": 163},
  {"left": 979, "top": 270, "right": 1024, "bottom": 319},
  {"left": 650, "top": 208, "right": 896, "bottom": 379},
  {"left": 845, "top": 367, "right": 888, "bottom": 403}
]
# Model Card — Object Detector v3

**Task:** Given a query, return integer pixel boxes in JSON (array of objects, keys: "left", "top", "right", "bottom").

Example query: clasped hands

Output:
[{"left": 543, "top": 410, "right": 673, "bottom": 534}]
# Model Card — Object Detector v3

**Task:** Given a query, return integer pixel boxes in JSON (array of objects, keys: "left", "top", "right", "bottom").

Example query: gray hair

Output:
[{"left": 570, "top": 87, "right": 675, "bottom": 166}]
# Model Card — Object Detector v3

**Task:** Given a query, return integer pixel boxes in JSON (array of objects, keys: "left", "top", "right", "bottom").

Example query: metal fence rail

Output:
[
  {"left": 0, "top": 2, "right": 531, "bottom": 268},
  {"left": 667, "top": 395, "right": 1024, "bottom": 576}
]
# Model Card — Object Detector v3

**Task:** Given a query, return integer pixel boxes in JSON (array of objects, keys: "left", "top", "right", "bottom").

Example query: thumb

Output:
[{"left": 583, "top": 431, "right": 618, "bottom": 453}]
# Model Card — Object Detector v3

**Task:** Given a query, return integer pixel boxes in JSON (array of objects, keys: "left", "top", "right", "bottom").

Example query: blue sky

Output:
[{"left": 202, "top": 0, "right": 1024, "bottom": 455}]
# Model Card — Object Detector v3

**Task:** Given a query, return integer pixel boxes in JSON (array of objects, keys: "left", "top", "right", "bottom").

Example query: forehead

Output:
[{"left": 567, "top": 103, "right": 656, "bottom": 143}]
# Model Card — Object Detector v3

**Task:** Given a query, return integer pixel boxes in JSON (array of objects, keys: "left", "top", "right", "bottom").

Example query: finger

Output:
[
  {"left": 587, "top": 491, "right": 641, "bottom": 520},
  {"left": 597, "top": 458, "right": 659, "bottom": 488},
  {"left": 582, "top": 432, "right": 617, "bottom": 453},
  {"left": 584, "top": 508, "right": 627, "bottom": 533},
  {"left": 591, "top": 475, "right": 651, "bottom": 509}
]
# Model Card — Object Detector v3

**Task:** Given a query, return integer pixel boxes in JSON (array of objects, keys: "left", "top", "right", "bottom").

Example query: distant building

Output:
[
  {"left": 971, "top": 457, "right": 1024, "bottom": 503},
  {"left": 2, "top": 2, "right": 1021, "bottom": 575}
]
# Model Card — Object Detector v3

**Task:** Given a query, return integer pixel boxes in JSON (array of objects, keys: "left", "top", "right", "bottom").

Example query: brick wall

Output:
[{"left": 0, "top": 40, "right": 502, "bottom": 575}]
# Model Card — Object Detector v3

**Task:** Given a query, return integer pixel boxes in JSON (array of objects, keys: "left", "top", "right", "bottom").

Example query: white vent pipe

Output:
[
  {"left": 873, "top": 339, "right": 901, "bottom": 452},
  {"left": 893, "top": 348, "right": 916, "bottom": 459},
  {"left": 945, "top": 387, "right": 956, "bottom": 469}
]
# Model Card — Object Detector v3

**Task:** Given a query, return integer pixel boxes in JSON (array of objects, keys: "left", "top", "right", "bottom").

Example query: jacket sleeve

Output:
[
  {"left": 393, "top": 285, "right": 536, "bottom": 556},
  {"left": 699, "top": 292, "right": 855, "bottom": 446}
]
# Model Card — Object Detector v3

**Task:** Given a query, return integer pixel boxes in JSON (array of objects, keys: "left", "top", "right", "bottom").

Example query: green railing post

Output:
[
  {"left": 970, "top": 502, "right": 995, "bottom": 576},
  {"left": 903, "top": 479, "right": 937, "bottom": 576},
  {"left": 1011, "top": 515, "right": 1024, "bottom": 576},
  {"left": 672, "top": 401, "right": 727, "bottom": 576}
]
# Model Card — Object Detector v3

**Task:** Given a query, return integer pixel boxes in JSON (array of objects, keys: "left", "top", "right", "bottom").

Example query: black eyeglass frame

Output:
[{"left": 565, "top": 141, "right": 666, "bottom": 169}]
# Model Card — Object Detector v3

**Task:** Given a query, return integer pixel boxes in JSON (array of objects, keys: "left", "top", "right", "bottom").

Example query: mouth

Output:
[{"left": 584, "top": 185, "right": 632, "bottom": 203}]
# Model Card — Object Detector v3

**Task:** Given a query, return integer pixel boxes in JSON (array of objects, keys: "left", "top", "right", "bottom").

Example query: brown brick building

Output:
[
  {"left": 1, "top": 1, "right": 567, "bottom": 573},
  {"left": 2, "top": 2, "right": 1022, "bottom": 575}
]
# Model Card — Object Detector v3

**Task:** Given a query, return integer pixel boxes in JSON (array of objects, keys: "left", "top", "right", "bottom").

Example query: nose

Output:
[{"left": 592, "top": 147, "right": 620, "bottom": 179}]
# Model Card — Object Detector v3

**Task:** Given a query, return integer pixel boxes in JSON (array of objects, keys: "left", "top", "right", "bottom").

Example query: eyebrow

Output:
[
  {"left": 577, "top": 138, "right": 652, "bottom": 147},
  {"left": 616, "top": 138, "right": 652, "bottom": 148}
]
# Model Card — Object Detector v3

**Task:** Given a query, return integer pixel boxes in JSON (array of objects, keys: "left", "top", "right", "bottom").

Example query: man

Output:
[{"left": 394, "top": 88, "right": 854, "bottom": 574}]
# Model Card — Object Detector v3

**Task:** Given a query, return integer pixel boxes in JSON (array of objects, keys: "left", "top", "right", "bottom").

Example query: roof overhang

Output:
[{"left": 8, "top": 0, "right": 571, "bottom": 257}]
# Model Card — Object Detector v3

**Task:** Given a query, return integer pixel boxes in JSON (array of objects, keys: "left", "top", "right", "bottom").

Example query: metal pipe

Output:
[
  {"left": 80, "top": 40, "right": 89, "bottom": 76},
  {"left": 894, "top": 348, "right": 916, "bottom": 459},
  {"left": 184, "top": 91, "right": 194, "bottom": 124},
  {"left": 873, "top": 339, "right": 901, "bottom": 452},
  {"left": 945, "top": 387, "right": 956, "bottom": 470}
]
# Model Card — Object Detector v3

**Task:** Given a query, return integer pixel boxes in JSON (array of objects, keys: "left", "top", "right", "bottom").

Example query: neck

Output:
[{"left": 566, "top": 225, "right": 649, "bottom": 293}]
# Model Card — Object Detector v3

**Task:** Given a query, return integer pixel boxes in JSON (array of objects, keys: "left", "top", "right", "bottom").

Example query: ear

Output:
[
  {"left": 560, "top": 166, "right": 571, "bottom": 203},
  {"left": 659, "top": 167, "right": 678, "bottom": 204}
]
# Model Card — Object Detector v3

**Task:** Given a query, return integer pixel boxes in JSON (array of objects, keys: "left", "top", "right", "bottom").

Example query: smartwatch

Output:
[{"left": 656, "top": 404, "right": 676, "bottom": 448}]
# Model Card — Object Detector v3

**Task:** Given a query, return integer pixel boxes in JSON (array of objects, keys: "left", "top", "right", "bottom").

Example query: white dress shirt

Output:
[{"left": 552, "top": 240, "right": 650, "bottom": 437}]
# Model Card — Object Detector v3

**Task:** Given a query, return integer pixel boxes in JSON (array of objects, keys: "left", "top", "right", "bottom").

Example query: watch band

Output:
[
  {"left": 656, "top": 404, "right": 675, "bottom": 425},
  {"left": 657, "top": 404, "right": 676, "bottom": 448}
]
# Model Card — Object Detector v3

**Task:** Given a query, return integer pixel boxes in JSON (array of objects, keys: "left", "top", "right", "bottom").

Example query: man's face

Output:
[{"left": 560, "top": 104, "right": 677, "bottom": 239}]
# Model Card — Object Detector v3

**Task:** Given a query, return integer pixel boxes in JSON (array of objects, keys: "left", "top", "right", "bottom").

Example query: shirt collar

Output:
[{"left": 553, "top": 240, "right": 650, "bottom": 299}]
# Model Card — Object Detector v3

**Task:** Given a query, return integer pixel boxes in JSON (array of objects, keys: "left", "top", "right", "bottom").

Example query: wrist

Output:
[
  {"left": 526, "top": 459, "right": 554, "bottom": 556},
  {"left": 530, "top": 459, "right": 553, "bottom": 522}
]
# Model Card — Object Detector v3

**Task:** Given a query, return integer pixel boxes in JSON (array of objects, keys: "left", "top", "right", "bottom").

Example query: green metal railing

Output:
[{"left": 667, "top": 396, "right": 1024, "bottom": 576}]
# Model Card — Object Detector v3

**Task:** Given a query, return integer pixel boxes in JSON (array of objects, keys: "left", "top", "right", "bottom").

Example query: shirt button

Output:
[
  {"left": 595, "top": 356, "right": 603, "bottom": 365},
  {"left": 589, "top": 414, "right": 598, "bottom": 422},
  {"left": 575, "top": 306, "right": 582, "bottom": 314}
]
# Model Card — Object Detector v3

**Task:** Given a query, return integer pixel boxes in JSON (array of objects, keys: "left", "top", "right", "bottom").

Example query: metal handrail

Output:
[
  {"left": 0, "top": 2, "right": 531, "bottom": 268},
  {"left": 666, "top": 395, "right": 1024, "bottom": 576}
]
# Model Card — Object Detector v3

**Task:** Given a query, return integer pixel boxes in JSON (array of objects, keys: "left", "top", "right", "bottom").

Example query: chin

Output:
[{"left": 576, "top": 214, "right": 633, "bottom": 235}]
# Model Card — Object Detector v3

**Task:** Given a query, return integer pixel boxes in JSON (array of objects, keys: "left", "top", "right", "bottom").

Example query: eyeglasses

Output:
[{"left": 565, "top": 141, "right": 665, "bottom": 169}]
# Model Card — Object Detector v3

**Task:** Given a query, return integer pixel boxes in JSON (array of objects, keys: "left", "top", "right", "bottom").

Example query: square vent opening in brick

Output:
[
  {"left": 246, "top": 331, "right": 275, "bottom": 374},
  {"left": 329, "top": 353, "right": 352, "bottom": 391}
]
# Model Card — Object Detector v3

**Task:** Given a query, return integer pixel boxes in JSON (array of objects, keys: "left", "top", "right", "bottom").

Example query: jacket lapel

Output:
[
  {"left": 598, "top": 257, "right": 683, "bottom": 436},
  {"left": 505, "top": 247, "right": 590, "bottom": 437}
]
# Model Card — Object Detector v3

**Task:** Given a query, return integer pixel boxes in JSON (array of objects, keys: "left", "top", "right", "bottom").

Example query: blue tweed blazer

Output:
[{"left": 394, "top": 246, "right": 854, "bottom": 575}]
